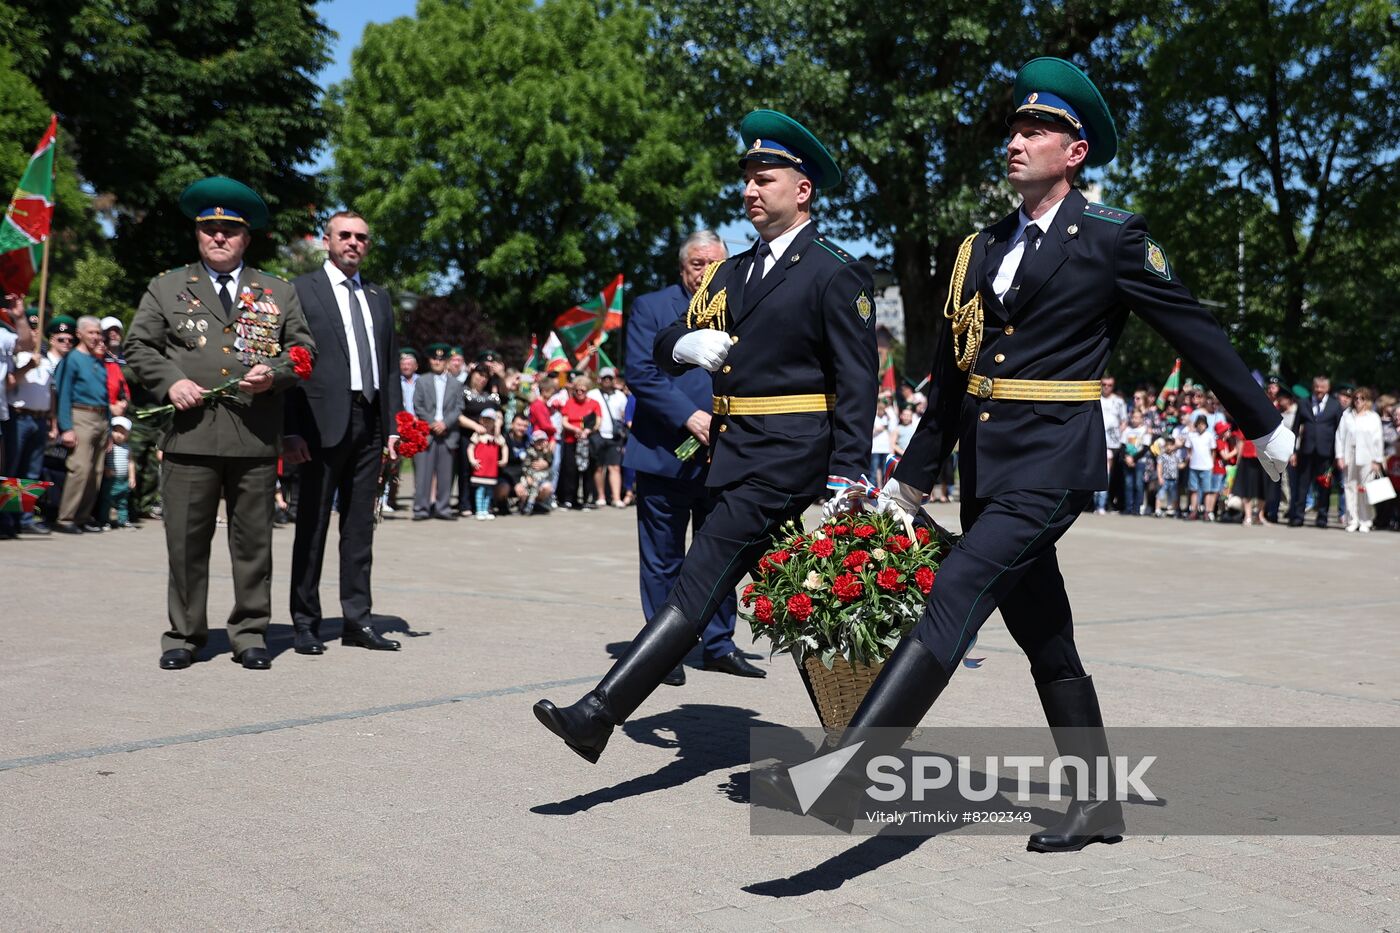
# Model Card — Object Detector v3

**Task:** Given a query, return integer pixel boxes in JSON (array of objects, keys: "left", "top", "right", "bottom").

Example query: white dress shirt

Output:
[
  {"left": 747, "top": 218, "right": 812, "bottom": 281},
  {"left": 323, "top": 260, "right": 379, "bottom": 394},
  {"left": 992, "top": 199, "right": 1065, "bottom": 300},
  {"left": 10, "top": 350, "right": 56, "bottom": 412},
  {"left": 433, "top": 373, "right": 448, "bottom": 422}
]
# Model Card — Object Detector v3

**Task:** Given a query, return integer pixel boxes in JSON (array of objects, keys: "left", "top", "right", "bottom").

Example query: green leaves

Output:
[{"left": 331, "top": 0, "right": 726, "bottom": 334}]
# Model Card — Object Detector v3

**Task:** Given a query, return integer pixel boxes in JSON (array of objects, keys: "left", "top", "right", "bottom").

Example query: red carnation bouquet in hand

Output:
[
  {"left": 136, "top": 345, "right": 315, "bottom": 418},
  {"left": 393, "top": 410, "right": 431, "bottom": 459},
  {"left": 740, "top": 510, "right": 949, "bottom": 670}
]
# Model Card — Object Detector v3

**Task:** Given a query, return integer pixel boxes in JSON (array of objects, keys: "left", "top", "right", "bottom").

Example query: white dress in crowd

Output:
[{"left": 1334, "top": 408, "right": 1384, "bottom": 531}]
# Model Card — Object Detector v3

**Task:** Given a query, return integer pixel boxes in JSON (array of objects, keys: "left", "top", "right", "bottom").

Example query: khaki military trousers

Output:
[{"left": 160, "top": 453, "right": 277, "bottom": 655}]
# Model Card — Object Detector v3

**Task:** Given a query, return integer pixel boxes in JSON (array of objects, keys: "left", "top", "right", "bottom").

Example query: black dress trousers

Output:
[{"left": 290, "top": 394, "right": 384, "bottom": 629}]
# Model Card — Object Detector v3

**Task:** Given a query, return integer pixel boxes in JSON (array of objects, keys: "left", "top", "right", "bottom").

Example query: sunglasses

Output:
[
  {"left": 51, "top": 335, "right": 74, "bottom": 342},
  {"left": 335, "top": 231, "right": 370, "bottom": 243}
]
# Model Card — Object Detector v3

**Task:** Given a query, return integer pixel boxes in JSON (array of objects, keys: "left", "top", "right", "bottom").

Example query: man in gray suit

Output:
[{"left": 412, "top": 343, "right": 463, "bottom": 520}]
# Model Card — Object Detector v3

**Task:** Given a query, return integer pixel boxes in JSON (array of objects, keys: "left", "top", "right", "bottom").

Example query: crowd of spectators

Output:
[{"left": 6, "top": 286, "right": 1398, "bottom": 538}]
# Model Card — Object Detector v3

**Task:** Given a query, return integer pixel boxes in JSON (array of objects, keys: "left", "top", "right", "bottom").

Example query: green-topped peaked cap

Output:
[
  {"left": 426, "top": 342, "right": 450, "bottom": 360},
  {"left": 738, "top": 110, "right": 842, "bottom": 190},
  {"left": 45, "top": 314, "right": 76, "bottom": 336},
  {"left": 1011, "top": 57, "right": 1118, "bottom": 168},
  {"left": 178, "top": 176, "right": 270, "bottom": 230}
]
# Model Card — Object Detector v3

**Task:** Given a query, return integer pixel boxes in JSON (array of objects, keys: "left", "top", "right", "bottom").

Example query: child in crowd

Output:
[
  {"left": 467, "top": 409, "right": 508, "bottom": 521},
  {"left": 523, "top": 430, "right": 554, "bottom": 515},
  {"left": 99, "top": 416, "right": 136, "bottom": 529},
  {"left": 1154, "top": 435, "right": 1182, "bottom": 517},
  {"left": 1185, "top": 415, "right": 1215, "bottom": 520}
]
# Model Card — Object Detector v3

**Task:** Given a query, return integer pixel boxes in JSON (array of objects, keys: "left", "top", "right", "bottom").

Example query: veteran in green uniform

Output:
[{"left": 126, "top": 177, "right": 316, "bottom": 671}]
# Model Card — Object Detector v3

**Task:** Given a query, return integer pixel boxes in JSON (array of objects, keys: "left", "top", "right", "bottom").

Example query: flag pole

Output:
[{"left": 34, "top": 116, "right": 56, "bottom": 346}]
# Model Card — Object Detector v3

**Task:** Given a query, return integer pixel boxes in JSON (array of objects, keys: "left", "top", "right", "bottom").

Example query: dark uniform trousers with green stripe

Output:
[
  {"left": 912, "top": 463, "right": 1091, "bottom": 682},
  {"left": 666, "top": 478, "right": 815, "bottom": 627}
]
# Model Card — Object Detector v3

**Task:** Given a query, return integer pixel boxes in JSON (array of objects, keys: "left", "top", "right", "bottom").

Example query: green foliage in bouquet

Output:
[{"left": 740, "top": 510, "right": 947, "bottom": 670}]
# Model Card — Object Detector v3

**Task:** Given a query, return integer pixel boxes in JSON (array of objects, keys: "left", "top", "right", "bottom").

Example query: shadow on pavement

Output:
[
  {"left": 531, "top": 704, "right": 803, "bottom": 815},
  {"left": 201, "top": 614, "right": 423, "bottom": 660}
]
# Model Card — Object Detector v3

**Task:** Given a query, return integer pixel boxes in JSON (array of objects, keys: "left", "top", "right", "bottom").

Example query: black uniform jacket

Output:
[
  {"left": 655, "top": 223, "right": 878, "bottom": 497},
  {"left": 896, "top": 189, "right": 1281, "bottom": 499}
]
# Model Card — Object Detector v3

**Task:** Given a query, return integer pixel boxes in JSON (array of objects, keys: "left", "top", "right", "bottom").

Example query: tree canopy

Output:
[{"left": 330, "top": 0, "right": 730, "bottom": 337}]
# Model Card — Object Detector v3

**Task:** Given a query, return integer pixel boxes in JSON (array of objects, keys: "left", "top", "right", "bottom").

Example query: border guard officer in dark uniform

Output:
[
  {"left": 757, "top": 59, "right": 1297, "bottom": 849},
  {"left": 623, "top": 230, "right": 767, "bottom": 686},
  {"left": 127, "top": 176, "right": 316, "bottom": 671},
  {"left": 535, "top": 110, "right": 879, "bottom": 763}
]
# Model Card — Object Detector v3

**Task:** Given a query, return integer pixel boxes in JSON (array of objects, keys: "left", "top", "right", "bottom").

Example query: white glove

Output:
[
  {"left": 876, "top": 477, "right": 925, "bottom": 520},
  {"left": 1250, "top": 421, "right": 1296, "bottom": 483},
  {"left": 821, "top": 482, "right": 863, "bottom": 520},
  {"left": 672, "top": 330, "right": 732, "bottom": 372}
]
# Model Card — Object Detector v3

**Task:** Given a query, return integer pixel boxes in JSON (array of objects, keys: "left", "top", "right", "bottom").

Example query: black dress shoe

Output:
[
  {"left": 293, "top": 628, "right": 326, "bottom": 655},
  {"left": 342, "top": 622, "right": 401, "bottom": 651},
  {"left": 1287, "top": 518, "right": 1305, "bottom": 527},
  {"left": 232, "top": 647, "right": 272, "bottom": 669},
  {"left": 433, "top": 512, "right": 458, "bottom": 521},
  {"left": 663, "top": 663, "right": 686, "bottom": 686},
  {"left": 159, "top": 649, "right": 193, "bottom": 670},
  {"left": 703, "top": 650, "right": 766, "bottom": 678},
  {"left": 53, "top": 522, "right": 84, "bottom": 535}
]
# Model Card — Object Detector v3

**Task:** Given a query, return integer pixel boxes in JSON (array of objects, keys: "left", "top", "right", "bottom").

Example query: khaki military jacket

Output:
[{"left": 126, "top": 263, "right": 316, "bottom": 457}]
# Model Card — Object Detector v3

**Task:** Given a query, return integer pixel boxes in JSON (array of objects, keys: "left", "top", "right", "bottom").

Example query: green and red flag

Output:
[
  {"left": 552, "top": 274, "right": 624, "bottom": 359},
  {"left": 0, "top": 115, "right": 57, "bottom": 297},
  {"left": 1156, "top": 358, "right": 1182, "bottom": 410},
  {"left": 524, "top": 331, "right": 570, "bottom": 375},
  {"left": 0, "top": 477, "right": 53, "bottom": 513}
]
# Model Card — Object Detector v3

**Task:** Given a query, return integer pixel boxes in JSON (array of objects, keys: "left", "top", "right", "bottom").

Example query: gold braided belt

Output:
[
  {"left": 965, "top": 374, "right": 1100, "bottom": 402},
  {"left": 713, "top": 394, "right": 835, "bottom": 416}
]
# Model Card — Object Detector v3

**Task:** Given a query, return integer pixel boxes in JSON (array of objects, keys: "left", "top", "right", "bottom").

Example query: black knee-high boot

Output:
[
  {"left": 533, "top": 604, "right": 697, "bottom": 763},
  {"left": 753, "top": 637, "right": 951, "bottom": 832},
  {"left": 1028, "top": 675, "right": 1125, "bottom": 852}
]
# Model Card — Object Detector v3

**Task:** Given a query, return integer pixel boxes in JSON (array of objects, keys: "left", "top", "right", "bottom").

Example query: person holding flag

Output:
[{"left": 534, "top": 110, "right": 878, "bottom": 762}]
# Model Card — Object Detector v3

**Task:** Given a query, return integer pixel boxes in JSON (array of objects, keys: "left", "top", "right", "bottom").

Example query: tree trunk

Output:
[{"left": 894, "top": 232, "right": 937, "bottom": 381}]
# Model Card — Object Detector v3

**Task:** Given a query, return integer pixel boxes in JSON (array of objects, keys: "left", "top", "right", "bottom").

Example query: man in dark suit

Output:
[
  {"left": 1287, "top": 375, "right": 1344, "bottom": 528},
  {"left": 754, "top": 59, "right": 1295, "bottom": 850},
  {"left": 283, "top": 211, "right": 402, "bottom": 654},
  {"left": 411, "top": 344, "right": 465, "bottom": 520},
  {"left": 623, "top": 230, "right": 764, "bottom": 685},
  {"left": 535, "top": 110, "right": 877, "bottom": 764}
]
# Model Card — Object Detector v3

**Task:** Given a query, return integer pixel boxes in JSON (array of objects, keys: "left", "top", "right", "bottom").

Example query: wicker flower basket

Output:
[{"left": 797, "top": 654, "right": 884, "bottom": 734}]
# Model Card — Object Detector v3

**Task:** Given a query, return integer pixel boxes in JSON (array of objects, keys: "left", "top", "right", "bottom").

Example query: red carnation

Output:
[
  {"left": 832, "top": 573, "right": 864, "bottom": 603},
  {"left": 809, "top": 538, "right": 835, "bottom": 558},
  {"left": 289, "top": 345, "right": 314, "bottom": 380},
  {"left": 785, "top": 593, "right": 814, "bottom": 622},
  {"left": 769, "top": 549, "right": 792, "bottom": 566},
  {"left": 852, "top": 524, "right": 878, "bottom": 539},
  {"left": 741, "top": 583, "right": 756, "bottom": 606},
  {"left": 790, "top": 535, "right": 806, "bottom": 549},
  {"left": 757, "top": 554, "right": 774, "bottom": 575},
  {"left": 885, "top": 534, "right": 913, "bottom": 554},
  {"left": 915, "top": 526, "right": 932, "bottom": 545},
  {"left": 754, "top": 595, "right": 774, "bottom": 623},
  {"left": 914, "top": 566, "right": 936, "bottom": 594},
  {"left": 875, "top": 567, "right": 905, "bottom": 592},
  {"left": 828, "top": 524, "right": 850, "bottom": 537},
  {"left": 842, "top": 549, "right": 871, "bottom": 571}
]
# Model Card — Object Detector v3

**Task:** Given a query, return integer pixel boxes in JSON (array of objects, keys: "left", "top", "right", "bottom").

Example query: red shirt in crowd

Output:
[
  {"left": 471, "top": 437, "right": 502, "bottom": 481},
  {"left": 560, "top": 395, "right": 602, "bottom": 440},
  {"left": 104, "top": 358, "right": 130, "bottom": 406},
  {"left": 527, "top": 397, "right": 556, "bottom": 441}
]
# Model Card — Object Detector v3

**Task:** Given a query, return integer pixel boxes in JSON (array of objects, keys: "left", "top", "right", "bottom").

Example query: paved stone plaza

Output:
[{"left": 2, "top": 494, "right": 1397, "bottom": 931}]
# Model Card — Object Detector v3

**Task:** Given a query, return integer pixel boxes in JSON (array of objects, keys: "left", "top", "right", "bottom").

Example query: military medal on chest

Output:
[{"left": 233, "top": 286, "right": 282, "bottom": 366}]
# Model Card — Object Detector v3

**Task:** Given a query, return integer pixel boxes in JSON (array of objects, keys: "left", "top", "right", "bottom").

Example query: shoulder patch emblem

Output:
[
  {"left": 854, "top": 291, "right": 873, "bottom": 325},
  {"left": 1144, "top": 237, "right": 1171, "bottom": 280},
  {"left": 1084, "top": 202, "right": 1132, "bottom": 225}
]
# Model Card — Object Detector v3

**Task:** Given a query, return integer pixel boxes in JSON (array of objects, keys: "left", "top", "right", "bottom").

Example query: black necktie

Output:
[
  {"left": 1003, "top": 225, "right": 1042, "bottom": 309},
  {"left": 754, "top": 241, "right": 772, "bottom": 279},
  {"left": 343, "top": 279, "right": 376, "bottom": 404},
  {"left": 216, "top": 273, "right": 234, "bottom": 313}
]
